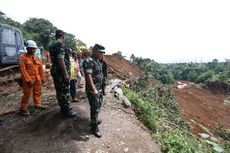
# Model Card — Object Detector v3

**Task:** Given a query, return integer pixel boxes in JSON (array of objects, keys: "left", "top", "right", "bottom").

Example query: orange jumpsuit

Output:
[{"left": 18, "top": 53, "right": 45, "bottom": 110}]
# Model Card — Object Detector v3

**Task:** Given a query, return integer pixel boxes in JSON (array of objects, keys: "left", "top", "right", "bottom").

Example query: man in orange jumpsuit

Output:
[{"left": 18, "top": 40, "right": 45, "bottom": 116}]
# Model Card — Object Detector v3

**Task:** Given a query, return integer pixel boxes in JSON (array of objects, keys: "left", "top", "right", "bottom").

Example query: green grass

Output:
[{"left": 122, "top": 86, "right": 226, "bottom": 153}]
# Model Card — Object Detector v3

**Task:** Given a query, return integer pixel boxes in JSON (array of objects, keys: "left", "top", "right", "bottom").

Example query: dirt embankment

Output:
[
  {"left": 105, "top": 54, "right": 141, "bottom": 79},
  {"left": 172, "top": 83, "right": 230, "bottom": 133},
  {"left": 106, "top": 54, "right": 230, "bottom": 135}
]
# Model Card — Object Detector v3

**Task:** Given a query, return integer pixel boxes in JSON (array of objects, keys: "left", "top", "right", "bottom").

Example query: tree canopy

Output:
[
  {"left": 130, "top": 54, "right": 230, "bottom": 92},
  {"left": 0, "top": 16, "right": 86, "bottom": 52}
]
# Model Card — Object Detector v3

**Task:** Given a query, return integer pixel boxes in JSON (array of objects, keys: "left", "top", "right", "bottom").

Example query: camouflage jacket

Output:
[
  {"left": 49, "top": 40, "right": 70, "bottom": 76},
  {"left": 83, "top": 55, "right": 103, "bottom": 93}
]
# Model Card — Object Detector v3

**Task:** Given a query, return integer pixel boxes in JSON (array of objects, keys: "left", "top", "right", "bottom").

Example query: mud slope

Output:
[
  {"left": 105, "top": 54, "right": 141, "bottom": 78},
  {"left": 172, "top": 84, "right": 230, "bottom": 130}
]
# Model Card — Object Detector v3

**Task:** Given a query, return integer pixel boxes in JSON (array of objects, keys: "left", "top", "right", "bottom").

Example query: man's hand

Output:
[
  {"left": 58, "top": 58, "right": 70, "bottom": 84},
  {"left": 64, "top": 74, "right": 70, "bottom": 84},
  {"left": 93, "top": 89, "right": 99, "bottom": 97},
  {"left": 28, "top": 80, "right": 33, "bottom": 88}
]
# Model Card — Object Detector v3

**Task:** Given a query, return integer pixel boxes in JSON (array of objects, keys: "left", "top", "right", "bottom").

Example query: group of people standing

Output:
[{"left": 18, "top": 29, "right": 107, "bottom": 138}]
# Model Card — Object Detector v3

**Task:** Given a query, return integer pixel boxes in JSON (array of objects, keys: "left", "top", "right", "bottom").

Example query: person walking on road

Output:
[{"left": 18, "top": 40, "right": 45, "bottom": 116}]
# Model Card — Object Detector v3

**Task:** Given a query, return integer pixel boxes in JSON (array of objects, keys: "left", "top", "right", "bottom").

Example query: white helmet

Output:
[{"left": 26, "top": 40, "right": 38, "bottom": 49}]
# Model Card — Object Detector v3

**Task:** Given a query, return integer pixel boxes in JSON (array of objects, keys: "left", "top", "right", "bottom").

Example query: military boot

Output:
[
  {"left": 102, "top": 89, "right": 106, "bottom": 95},
  {"left": 60, "top": 108, "right": 77, "bottom": 118},
  {"left": 91, "top": 125, "right": 102, "bottom": 138},
  {"left": 90, "top": 119, "right": 102, "bottom": 126},
  {"left": 97, "top": 119, "right": 102, "bottom": 125}
]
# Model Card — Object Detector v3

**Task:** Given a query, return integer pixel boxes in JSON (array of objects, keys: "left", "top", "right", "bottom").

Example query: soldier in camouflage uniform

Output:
[
  {"left": 49, "top": 29, "right": 76, "bottom": 118},
  {"left": 83, "top": 44, "right": 105, "bottom": 138}
]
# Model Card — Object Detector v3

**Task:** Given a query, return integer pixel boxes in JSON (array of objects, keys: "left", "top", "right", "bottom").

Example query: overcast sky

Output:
[{"left": 1, "top": 0, "right": 230, "bottom": 63}]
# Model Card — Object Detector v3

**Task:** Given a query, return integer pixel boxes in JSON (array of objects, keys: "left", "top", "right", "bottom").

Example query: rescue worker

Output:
[
  {"left": 49, "top": 29, "right": 76, "bottom": 118},
  {"left": 100, "top": 54, "right": 107, "bottom": 95},
  {"left": 83, "top": 44, "right": 105, "bottom": 138},
  {"left": 18, "top": 40, "right": 45, "bottom": 116}
]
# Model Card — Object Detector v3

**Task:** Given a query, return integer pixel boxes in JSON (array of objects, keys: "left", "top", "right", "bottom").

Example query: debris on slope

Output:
[
  {"left": 105, "top": 54, "right": 141, "bottom": 79},
  {"left": 172, "top": 82, "right": 230, "bottom": 132}
]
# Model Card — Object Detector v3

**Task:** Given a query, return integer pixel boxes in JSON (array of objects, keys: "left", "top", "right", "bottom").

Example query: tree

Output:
[
  {"left": 130, "top": 54, "right": 136, "bottom": 63},
  {"left": 113, "top": 51, "right": 126, "bottom": 59},
  {"left": 225, "top": 59, "right": 230, "bottom": 78},
  {"left": 0, "top": 17, "right": 32, "bottom": 40},
  {"left": 75, "top": 39, "right": 87, "bottom": 52},
  {"left": 187, "top": 70, "right": 198, "bottom": 82},
  {"left": 64, "top": 33, "right": 77, "bottom": 50},
  {"left": 23, "top": 18, "right": 55, "bottom": 49}
]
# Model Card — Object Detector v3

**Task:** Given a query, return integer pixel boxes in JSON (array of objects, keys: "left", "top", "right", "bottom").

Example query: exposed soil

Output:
[
  {"left": 171, "top": 83, "right": 230, "bottom": 133},
  {"left": 105, "top": 54, "right": 141, "bottom": 79},
  {"left": 106, "top": 53, "right": 230, "bottom": 134}
]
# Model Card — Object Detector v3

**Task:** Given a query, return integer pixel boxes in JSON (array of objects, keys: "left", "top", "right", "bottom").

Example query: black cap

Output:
[
  {"left": 93, "top": 44, "right": 105, "bottom": 53},
  {"left": 55, "top": 29, "right": 64, "bottom": 37}
]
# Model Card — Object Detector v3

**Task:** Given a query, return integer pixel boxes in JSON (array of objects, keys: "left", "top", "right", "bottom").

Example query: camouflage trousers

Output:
[
  {"left": 87, "top": 92, "right": 103, "bottom": 125},
  {"left": 52, "top": 76, "right": 71, "bottom": 111}
]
